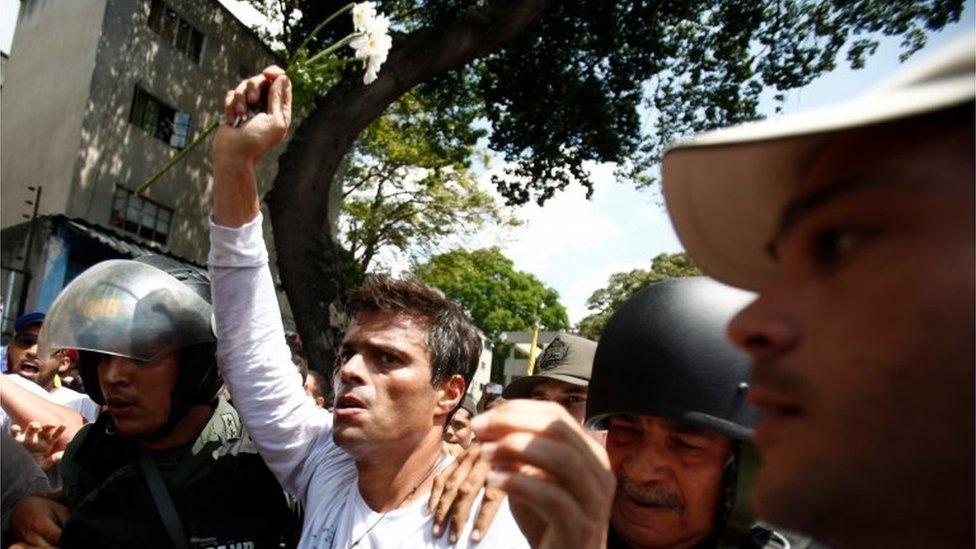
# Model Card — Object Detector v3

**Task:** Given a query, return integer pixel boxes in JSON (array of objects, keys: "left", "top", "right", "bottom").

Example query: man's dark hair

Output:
[{"left": 345, "top": 274, "right": 481, "bottom": 387}]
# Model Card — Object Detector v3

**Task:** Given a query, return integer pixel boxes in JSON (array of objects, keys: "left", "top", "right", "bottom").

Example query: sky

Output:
[{"left": 2, "top": 1, "right": 973, "bottom": 323}]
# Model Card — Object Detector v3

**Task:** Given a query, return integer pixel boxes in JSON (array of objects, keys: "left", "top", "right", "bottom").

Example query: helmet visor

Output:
[{"left": 39, "top": 260, "right": 214, "bottom": 362}]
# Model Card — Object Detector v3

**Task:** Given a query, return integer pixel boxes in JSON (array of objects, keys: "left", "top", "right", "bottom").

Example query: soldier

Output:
[
  {"left": 502, "top": 333, "right": 595, "bottom": 425},
  {"left": 10, "top": 256, "right": 297, "bottom": 548},
  {"left": 474, "top": 278, "right": 816, "bottom": 548},
  {"left": 661, "top": 36, "right": 974, "bottom": 547}
]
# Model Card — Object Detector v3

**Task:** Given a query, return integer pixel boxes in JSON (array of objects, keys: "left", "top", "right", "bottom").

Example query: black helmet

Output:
[
  {"left": 42, "top": 255, "right": 220, "bottom": 411},
  {"left": 585, "top": 276, "right": 758, "bottom": 441}
]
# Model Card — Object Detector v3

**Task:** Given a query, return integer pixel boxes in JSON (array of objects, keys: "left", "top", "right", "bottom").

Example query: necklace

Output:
[{"left": 348, "top": 451, "right": 446, "bottom": 548}]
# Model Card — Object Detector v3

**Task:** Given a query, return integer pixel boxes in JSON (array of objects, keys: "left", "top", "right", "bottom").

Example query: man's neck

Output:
[
  {"left": 356, "top": 428, "right": 444, "bottom": 512},
  {"left": 139, "top": 404, "right": 214, "bottom": 451}
]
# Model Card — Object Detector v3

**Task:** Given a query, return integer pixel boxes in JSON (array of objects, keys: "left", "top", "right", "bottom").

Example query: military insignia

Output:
[
  {"left": 221, "top": 413, "right": 239, "bottom": 439},
  {"left": 537, "top": 338, "right": 569, "bottom": 372}
]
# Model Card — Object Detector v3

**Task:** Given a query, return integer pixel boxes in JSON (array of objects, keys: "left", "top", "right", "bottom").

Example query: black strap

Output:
[{"left": 137, "top": 451, "right": 190, "bottom": 549}]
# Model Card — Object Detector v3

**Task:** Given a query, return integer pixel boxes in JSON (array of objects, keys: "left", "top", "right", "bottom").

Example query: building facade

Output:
[{"left": 1, "top": 0, "right": 288, "bottom": 331}]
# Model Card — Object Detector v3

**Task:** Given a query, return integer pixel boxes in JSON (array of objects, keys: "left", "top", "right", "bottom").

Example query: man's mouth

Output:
[
  {"left": 106, "top": 396, "right": 138, "bottom": 415},
  {"left": 748, "top": 386, "right": 806, "bottom": 444},
  {"left": 334, "top": 394, "right": 368, "bottom": 413},
  {"left": 16, "top": 361, "right": 40, "bottom": 377}
]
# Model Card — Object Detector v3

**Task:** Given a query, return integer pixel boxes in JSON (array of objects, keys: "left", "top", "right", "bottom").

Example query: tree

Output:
[
  {"left": 414, "top": 247, "right": 569, "bottom": 379},
  {"left": 340, "top": 91, "right": 514, "bottom": 275},
  {"left": 577, "top": 252, "right": 700, "bottom": 340},
  {"left": 245, "top": 0, "right": 961, "bottom": 371}
]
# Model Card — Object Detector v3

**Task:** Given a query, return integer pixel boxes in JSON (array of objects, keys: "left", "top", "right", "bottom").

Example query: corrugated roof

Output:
[{"left": 58, "top": 216, "right": 207, "bottom": 276}]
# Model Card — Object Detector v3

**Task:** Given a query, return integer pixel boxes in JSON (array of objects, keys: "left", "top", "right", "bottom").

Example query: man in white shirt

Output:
[
  {"left": 208, "top": 66, "right": 528, "bottom": 548},
  {"left": 4, "top": 313, "right": 99, "bottom": 424}
]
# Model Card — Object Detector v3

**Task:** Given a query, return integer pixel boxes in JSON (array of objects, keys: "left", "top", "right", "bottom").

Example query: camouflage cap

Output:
[{"left": 503, "top": 332, "right": 596, "bottom": 399}]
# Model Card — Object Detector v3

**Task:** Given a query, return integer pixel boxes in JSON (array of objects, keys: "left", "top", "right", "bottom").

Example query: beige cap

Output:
[{"left": 662, "top": 33, "right": 975, "bottom": 290}]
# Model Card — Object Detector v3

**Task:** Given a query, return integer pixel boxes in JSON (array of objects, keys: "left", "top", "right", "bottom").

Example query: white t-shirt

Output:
[
  {"left": 48, "top": 386, "right": 100, "bottom": 423},
  {"left": 209, "top": 214, "right": 529, "bottom": 549}
]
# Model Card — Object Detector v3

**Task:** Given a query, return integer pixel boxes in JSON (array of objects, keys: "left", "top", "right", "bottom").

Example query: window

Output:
[
  {"left": 147, "top": 0, "right": 204, "bottom": 64},
  {"left": 109, "top": 187, "right": 173, "bottom": 245},
  {"left": 130, "top": 87, "right": 191, "bottom": 149}
]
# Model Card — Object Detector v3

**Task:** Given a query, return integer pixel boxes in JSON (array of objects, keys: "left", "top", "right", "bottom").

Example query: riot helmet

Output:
[
  {"left": 40, "top": 256, "right": 220, "bottom": 411},
  {"left": 585, "top": 276, "right": 758, "bottom": 440}
]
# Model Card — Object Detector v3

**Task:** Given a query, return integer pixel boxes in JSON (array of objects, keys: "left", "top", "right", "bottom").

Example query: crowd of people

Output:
[{"left": 0, "top": 32, "right": 972, "bottom": 549}]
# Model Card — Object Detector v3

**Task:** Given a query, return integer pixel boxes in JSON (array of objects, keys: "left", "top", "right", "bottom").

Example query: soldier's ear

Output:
[{"left": 435, "top": 374, "right": 466, "bottom": 417}]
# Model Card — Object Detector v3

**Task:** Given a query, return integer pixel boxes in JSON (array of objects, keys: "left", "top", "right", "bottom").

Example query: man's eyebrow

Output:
[{"left": 766, "top": 178, "right": 892, "bottom": 260}]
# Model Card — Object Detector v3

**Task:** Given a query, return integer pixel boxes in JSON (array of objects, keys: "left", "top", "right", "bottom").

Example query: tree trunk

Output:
[{"left": 266, "top": 0, "right": 548, "bottom": 377}]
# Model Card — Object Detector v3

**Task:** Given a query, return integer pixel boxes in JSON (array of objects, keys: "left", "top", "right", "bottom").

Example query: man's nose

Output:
[
  {"left": 336, "top": 353, "right": 368, "bottom": 387},
  {"left": 619, "top": 439, "right": 674, "bottom": 485},
  {"left": 726, "top": 293, "right": 798, "bottom": 361},
  {"left": 99, "top": 356, "right": 130, "bottom": 386}
]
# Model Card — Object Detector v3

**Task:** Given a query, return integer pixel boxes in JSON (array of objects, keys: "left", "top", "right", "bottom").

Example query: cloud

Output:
[{"left": 469, "top": 160, "right": 684, "bottom": 324}]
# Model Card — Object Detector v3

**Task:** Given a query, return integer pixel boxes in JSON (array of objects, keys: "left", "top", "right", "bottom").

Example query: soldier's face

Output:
[
  {"left": 605, "top": 415, "right": 731, "bottom": 548},
  {"left": 529, "top": 379, "right": 588, "bottom": 425},
  {"left": 727, "top": 120, "right": 975, "bottom": 543},
  {"left": 98, "top": 352, "right": 180, "bottom": 440}
]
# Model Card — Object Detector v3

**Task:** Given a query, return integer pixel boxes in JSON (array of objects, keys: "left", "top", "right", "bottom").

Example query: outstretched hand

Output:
[
  {"left": 10, "top": 422, "right": 67, "bottom": 471},
  {"left": 472, "top": 400, "right": 616, "bottom": 549}
]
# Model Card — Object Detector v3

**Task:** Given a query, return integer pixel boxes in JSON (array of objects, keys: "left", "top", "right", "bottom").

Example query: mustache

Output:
[{"left": 617, "top": 475, "right": 684, "bottom": 510}]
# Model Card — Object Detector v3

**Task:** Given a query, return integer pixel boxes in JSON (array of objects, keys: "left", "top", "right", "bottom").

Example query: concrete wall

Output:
[
  {"left": 1, "top": 0, "right": 301, "bottom": 330},
  {"left": 1, "top": 0, "right": 108, "bottom": 229},
  {"left": 71, "top": 0, "right": 283, "bottom": 265}
]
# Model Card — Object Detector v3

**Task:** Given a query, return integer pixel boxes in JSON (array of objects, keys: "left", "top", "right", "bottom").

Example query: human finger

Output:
[
  {"left": 444, "top": 457, "right": 489, "bottom": 543},
  {"left": 230, "top": 83, "right": 248, "bottom": 119},
  {"left": 267, "top": 74, "right": 292, "bottom": 129},
  {"left": 486, "top": 470, "right": 594, "bottom": 547},
  {"left": 242, "top": 74, "right": 268, "bottom": 108},
  {"left": 481, "top": 432, "right": 611, "bottom": 512},
  {"left": 280, "top": 71, "right": 292, "bottom": 127},
  {"left": 432, "top": 448, "right": 478, "bottom": 535},
  {"left": 10, "top": 423, "right": 23, "bottom": 439},
  {"left": 25, "top": 422, "right": 42, "bottom": 448},
  {"left": 43, "top": 426, "right": 66, "bottom": 450},
  {"left": 470, "top": 480, "right": 505, "bottom": 542},
  {"left": 472, "top": 401, "right": 592, "bottom": 456},
  {"left": 224, "top": 90, "right": 237, "bottom": 125},
  {"left": 262, "top": 65, "right": 286, "bottom": 79},
  {"left": 429, "top": 457, "right": 460, "bottom": 515}
]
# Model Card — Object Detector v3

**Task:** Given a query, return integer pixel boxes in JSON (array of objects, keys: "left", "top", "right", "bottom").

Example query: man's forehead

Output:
[{"left": 343, "top": 310, "right": 429, "bottom": 346}]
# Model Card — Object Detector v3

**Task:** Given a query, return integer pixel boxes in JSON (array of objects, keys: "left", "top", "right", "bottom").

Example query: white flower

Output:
[
  {"left": 363, "top": 55, "right": 384, "bottom": 84},
  {"left": 362, "top": 13, "right": 389, "bottom": 37},
  {"left": 349, "top": 5, "right": 392, "bottom": 85},
  {"left": 351, "top": 2, "right": 377, "bottom": 33},
  {"left": 349, "top": 22, "right": 391, "bottom": 59}
]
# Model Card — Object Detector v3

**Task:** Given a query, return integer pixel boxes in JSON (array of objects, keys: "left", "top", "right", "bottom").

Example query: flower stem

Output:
[
  {"left": 289, "top": 2, "right": 356, "bottom": 65},
  {"left": 136, "top": 118, "right": 220, "bottom": 196},
  {"left": 304, "top": 32, "right": 363, "bottom": 67}
]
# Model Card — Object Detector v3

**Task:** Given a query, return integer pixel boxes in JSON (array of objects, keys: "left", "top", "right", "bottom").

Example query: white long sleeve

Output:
[{"left": 208, "top": 213, "right": 342, "bottom": 502}]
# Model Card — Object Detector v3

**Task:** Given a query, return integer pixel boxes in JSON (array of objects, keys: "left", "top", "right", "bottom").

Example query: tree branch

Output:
[{"left": 265, "top": 0, "right": 549, "bottom": 373}]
